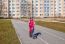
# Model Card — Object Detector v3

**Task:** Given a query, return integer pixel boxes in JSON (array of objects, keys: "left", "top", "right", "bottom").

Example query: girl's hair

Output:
[{"left": 30, "top": 17, "right": 33, "bottom": 19}]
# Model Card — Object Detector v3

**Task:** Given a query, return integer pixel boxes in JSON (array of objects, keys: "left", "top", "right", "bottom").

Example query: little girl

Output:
[{"left": 29, "top": 17, "right": 35, "bottom": 37}]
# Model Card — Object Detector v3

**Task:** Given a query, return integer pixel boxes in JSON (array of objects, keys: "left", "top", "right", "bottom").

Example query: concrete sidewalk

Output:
[{"left": 11, "top": 19, "right": 65, "bottom": 44}]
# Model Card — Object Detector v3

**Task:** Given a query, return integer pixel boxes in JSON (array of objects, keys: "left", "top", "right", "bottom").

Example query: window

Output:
[
  {"left": 55, "top": 8, "right": 56, "bottom": 9},
  {"left": 51, "top": 1, "right": 53, "bottom": 2},
  {"left": 32, "top": 8, "right": 34, "bottom": 9},
  {"left": 12, "top": 7, "right": 15, "bottom": 9},
  {"left": 4, "top": 11, "right": 7, "bottom": 12},
  {"left": 44, "top": 7, "right": 46, "bottom": 9},
  {"left": 17, "top": 14, "right": 19, "bottom": 16},
  {"left": 32, "top": 1, "right": 34, "bottom": 3},
  {"left": 9, "top": 11, "right": 11, "bottom": 13},
  {"left": 47, "top": 7, "right": 49, "bottom": 9},
  {"left": 40, "top": 7, "right": 42, "bottom": 9},
  {"left": 28, "top": 4, "right": 30, "bottom": 6},
  {"left": 40, "top": 14, "right": 43, "bottom": 16},
  {"left": 32, "top": 11, "right": 34, "bottom": 13},
  {"left": 36, "top": 1, "right": 38, "bottom": 2},
  {"left": 4, "top": 14, "right": 7, "bottom": 16},
  {"left": 40, "top": 14, "right": 42, "bottom": 16},
  {"left": 47, "top": 14, "right": 49, "bottom": 16},
  {"left": 51, "top": 4, "right": 53, "bottom": 5},
  {"left": 47, "top": 1, "right": 49, "bottom": 3},
  {"left": 40, "top": 10, "right": 42, "bottom": 12},
  {"left": 35, "top": 7, "right": 38, "bottom": 9},
  {"left": 5, "top": 7, "right": 7, "bottom": 9},
  {"left": 17, "top": 7, "right": 19, "bottom": 9},
  {"left": 9, "top": 14, "right": 11, "bottom": 16},
  {"left": 59, "top": 13, "right": 61, "bottom": 15},
  {"left": 55, "top": 4, "right": 56, "bottom": 6},
  {"left": 9, "top": 1, "right": 11, "bottom": 2},
  {"left": 51, "top": 14, "right": 53, "bottom": 15},
  {"left": 59, "top": 10, "right": 61, "bottom": 11},
  {"left": 44, "top": 10, "right": 46, "bottom": 12},
  {"left": 36, "top": 14, "right": 38, "bottom": 15},
  {"left": 55, "top": 1, "right": 56, "bottom": 3},
  {"left": 44, "top": 4, "right": 46, "bottom": 6},
  {"left": 51, "top": 8, "right": 53, "bottom": 9},
  {"left": 12, "top": 11, "right": 15, "bottom": 12},
  {"left": 59, "top": 7, "right": 61, "bottom": 8},
  {"left": 47, "top": 10, "right": 49, "bottom": 12},
  {"left": 59, "top": 4, "right": 61, "bottom": 5},
  {"left": 13, "top": 14, "right": 15, "bottom": 16},
  {"left": 12, "top": 0, "right": 15, "bottom": 2},
  {"left": 16, "top": 0, "right": 19, "bottom": 2},
  {"left": 36, "top": 4, "right": 38, "bottom": 6},
  {"left": 44, "top": 1, "right": 46, "bottom": 3},
  {"left": 36, "top": 10, "right": 38, "bottom": 12},
  {"left": 16, "top": 4, "right": 19, "bottom": 5},
  {"left": 12, "top": 4, "right": 15, "bottom": 6},
  {"left": 40, "top": 4, "right": 43, "bottom": 5},
  {"left": 9, "top": 4, "right": 11, "bottom": 6},
  {"left": 47, "top": 4, "right": 49, "bottom": 6},
  {"left": 17, "top": 10, "right": 19, "bottom": 12}
]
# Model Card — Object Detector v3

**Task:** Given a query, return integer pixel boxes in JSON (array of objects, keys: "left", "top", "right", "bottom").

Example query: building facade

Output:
[
  {"left": 2, "top": 0, "right": 9, "bottom": 18},
  {"left": 32, "top": 0, "right": 65, "bottom": 17},
  {"left": 1, "top": 0, "right": 65, "bottom": 18},
  {"left": 32, "top": 0, "right": 44, "bottom": 17},
  {"left": 9, "top": 0, "right": 21, "bottom": 18},
  {"left": 21, "top": 0, "right": 32, "bottom": 17},
  {"left": 0, "top": 0, "right": 2, "bottom": 16},
  {"left": 1, "top": 0, "right": 21, "bottom": 18}
]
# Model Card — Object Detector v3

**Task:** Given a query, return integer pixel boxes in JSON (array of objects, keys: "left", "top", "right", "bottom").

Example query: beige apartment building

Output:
[
  {"left": 2, "top": 0, "right": 9, "bottom": 18},
  {"left": 32, "top": 0, "right": 65, "bottom": 18},
  {"left": 0, "top": 0, "right": 65, "bottom": 18},
  {"left": 0, "top": 0, "right": 2, "bottom": 16},
  {"left": 9, "top": 0, "right": 21, "bottom": 18},
  {"left": 1, "top": 0, "right": 21, "bottom": 18},
  {"left": 32, "top": 0, "right": 44, "bottom": 17},
  {"left": 21, "top": 0, "right": 32, "bottom": 17}
]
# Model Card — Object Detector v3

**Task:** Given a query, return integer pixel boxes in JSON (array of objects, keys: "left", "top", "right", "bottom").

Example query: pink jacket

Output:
[{"left": 29, "top": 19, "right": 35, "bottom": 32}]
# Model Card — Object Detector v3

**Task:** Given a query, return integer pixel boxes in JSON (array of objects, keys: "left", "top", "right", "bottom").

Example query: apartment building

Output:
[
  {"left": 9, "top": 0, "right": 21, "bottom": 18},
  {"left": 2, "top": 0, "right": 9, "bottom": 18},
  {"left": 32, "top": 0, "right": 65, "bottom": 17},
  {"left": 1, "top": 0, "right": 65, "bottom": 18},
  {"left": 21, "top": 0, "right": 32, "bottom": 17},
  {"left": 49, "top": 0, "right": 55, "bottom": 17},
  {"left": 0, "top": 0, "right": 2, "bottom": 16},
  {"left": 32, "top": 0, "right": 53, "bottom": 17},
  {"left": 48, "top": 0, "right": 65, "bottom": 17},
  {"left": 44, "top": 0, "right": 50, "bottom": 17},
  {"left": 32, "top": 0, "right": 51, "bottom": 17},
  {"left": 53, "top": 0, "right": 65, "bottom": 17},
  {"left": 32, "top": 0, "right": 44, "bottom": 17}
]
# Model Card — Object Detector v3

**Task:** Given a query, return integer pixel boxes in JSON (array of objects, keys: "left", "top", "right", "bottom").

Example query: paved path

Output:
[{"left": 11, "top": 19, "right": 65, "bottom": 44}]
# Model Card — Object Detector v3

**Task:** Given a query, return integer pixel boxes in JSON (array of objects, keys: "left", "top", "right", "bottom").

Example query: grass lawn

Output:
[
  {"left": 0, "top": 19, "right": 20, "bottom": 44},
  {"left": 36, "top": 21, "right": 65, "bottom": 33}
]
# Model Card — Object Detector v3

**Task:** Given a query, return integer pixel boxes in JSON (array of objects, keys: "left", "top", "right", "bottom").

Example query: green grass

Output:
[
  {"left": 36, "top": 21, "right": 65, "bottom": 33},
  {"left": 0, "top": 19, "right": 20, "bottom": 44}
]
